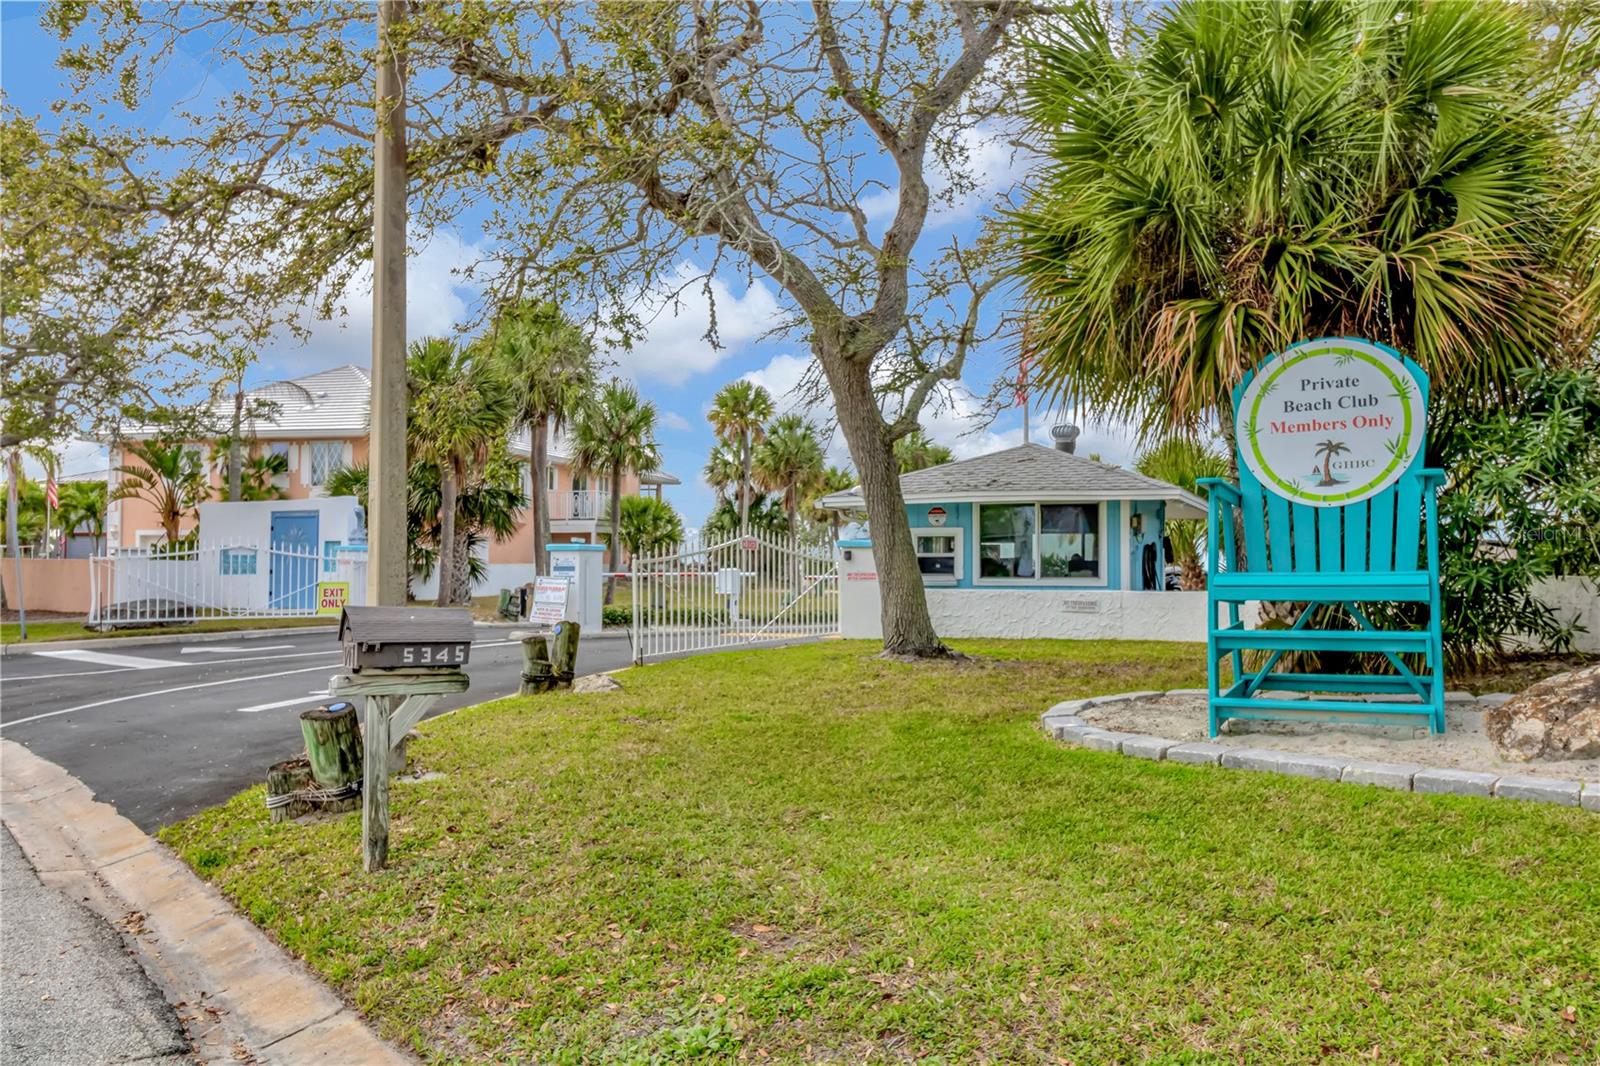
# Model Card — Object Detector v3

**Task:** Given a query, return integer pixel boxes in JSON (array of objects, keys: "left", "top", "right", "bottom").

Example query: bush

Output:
[{"left": 601, "top": 605, "right": 632, "bottom": 628}]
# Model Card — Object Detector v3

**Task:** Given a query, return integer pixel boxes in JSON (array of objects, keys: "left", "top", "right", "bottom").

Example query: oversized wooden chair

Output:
[{"left": 1199, "top": 337, "right": 1446, "bottom": 736}]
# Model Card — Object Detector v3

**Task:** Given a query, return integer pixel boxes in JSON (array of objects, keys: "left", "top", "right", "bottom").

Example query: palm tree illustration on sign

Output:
[{"left": 1313, "top": 439, "right": 1350, "bottom": 486}]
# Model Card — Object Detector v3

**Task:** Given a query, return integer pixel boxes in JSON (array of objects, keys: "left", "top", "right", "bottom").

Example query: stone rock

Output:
[
  {"left": 1484, "top": 665, "right": 1600, "bottom": 762},
  {"left": 571, "top": 673, "right": 623, "bottom": 694}
]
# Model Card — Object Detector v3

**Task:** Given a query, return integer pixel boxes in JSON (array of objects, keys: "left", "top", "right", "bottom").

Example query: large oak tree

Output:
[{"left": 47, "top": 1, "right": 1027, "bottom": 656}]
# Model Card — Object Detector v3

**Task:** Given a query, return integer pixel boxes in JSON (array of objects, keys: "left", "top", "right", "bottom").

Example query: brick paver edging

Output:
[{"left": 1039, "top": 691, "right": 1599, "bottom": 813}]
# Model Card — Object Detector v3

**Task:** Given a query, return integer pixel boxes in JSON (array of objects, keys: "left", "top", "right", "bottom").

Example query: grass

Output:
[
  {"left": 0, "top": 615, "right": 333, "bottom": 645},
  {"left": 163, "top": 640, "right": 1600, "bottom": 1064}
]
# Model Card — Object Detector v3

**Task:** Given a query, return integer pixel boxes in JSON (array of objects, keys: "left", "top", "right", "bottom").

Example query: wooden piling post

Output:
[
  {"left": 300, "top": 702, "right": 362, "bottom": 789},
  {"left": 265, "top": 758, "right": 318, "bottom": 823},
  {"left": 519, "top": 635, "right": 555, "bottom": 695},
  {"left": 551, "top": 621, "right": 580, "bottom": 687}
]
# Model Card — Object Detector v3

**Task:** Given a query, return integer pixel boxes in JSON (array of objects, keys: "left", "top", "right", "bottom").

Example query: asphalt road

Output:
[{"left": 0, "top": 627, "right": 635, "bottom": 831}]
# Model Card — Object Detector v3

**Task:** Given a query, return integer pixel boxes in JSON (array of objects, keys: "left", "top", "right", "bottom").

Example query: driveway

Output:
[{"left": 0, "top": 627, "right": 635, "bottom": 831}]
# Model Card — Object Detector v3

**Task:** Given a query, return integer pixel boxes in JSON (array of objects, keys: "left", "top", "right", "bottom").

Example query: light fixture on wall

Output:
[{"left": 1129, "top": 512, "right": 1144, "bottom": 537}]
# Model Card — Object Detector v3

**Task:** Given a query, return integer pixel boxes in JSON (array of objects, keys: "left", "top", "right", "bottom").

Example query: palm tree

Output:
[
  {"left": 326, "top": 448, "right": 526, "bottom": 603},
  {"left": 807, "top": 465, "right": 859, "bottom": 544},
  {"left": 570, "top": 379, "right": 661, "bottom": 601},
  {"left": 1134, "top": 437, "right": 1229, "bottom": 590},
  {"left": 407, "top": 337, "right": 516, "bottom": 606},
  {"left": 1014, "top": 1, "right": 1595, "bottom": 442},
  {"left": 619, "top": 495, "right": 684, "bottom": 560},
  {"left": 894, "top": 430, "right": 953, "bottom": 473},
  {"left": 702, "top": 443, "right": 743, "bottom": 505},
  {"left": 55, "top": 480, "right": 107, "bottom": 554},
  {"left": 705, "top": 493, "right": 788, "bottom": 541},
  {"left": 110, "top": 439, "right": 208, "bottom": 544},
  {"left": 492, "top": 300, "right": 597, "bottom": 577},
  {"left": 707, "top": 380, "right": 774, "bottom": 532},
  {"left": 753, "top": 414, "right": 825, "bottom": 542},
  {"left": 1313, "top": 440, "right": 1351, "bottom": 487}
]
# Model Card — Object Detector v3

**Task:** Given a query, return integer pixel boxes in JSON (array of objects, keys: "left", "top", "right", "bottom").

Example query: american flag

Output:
[{"left": 46, "top": 474, "right": 58, "bottom": 510}]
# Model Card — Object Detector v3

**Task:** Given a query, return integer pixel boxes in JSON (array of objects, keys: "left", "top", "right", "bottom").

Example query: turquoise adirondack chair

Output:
[{"left": 1199, "top": 337, "right": 1446, "bottom": 736}]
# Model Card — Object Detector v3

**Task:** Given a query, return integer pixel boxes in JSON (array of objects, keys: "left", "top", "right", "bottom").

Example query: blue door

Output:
[{"left": 269, "top": 511, "right": 320, "bottom": 611}]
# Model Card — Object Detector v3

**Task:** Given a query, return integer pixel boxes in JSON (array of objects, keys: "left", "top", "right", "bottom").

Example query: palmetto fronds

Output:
[{"left": 1014, "top": 0, "right": 1598, "bottom": 433}]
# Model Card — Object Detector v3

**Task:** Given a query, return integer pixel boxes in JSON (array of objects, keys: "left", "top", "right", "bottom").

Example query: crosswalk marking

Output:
[
  {"left": 235, "top": 690, "right": 330, "bottom": 714},
  {"left": 33, "top": 649, "right": 188, "bottom": 670},
  {"left": 181, "top": 644, "right": 296, "bottom": 654}
]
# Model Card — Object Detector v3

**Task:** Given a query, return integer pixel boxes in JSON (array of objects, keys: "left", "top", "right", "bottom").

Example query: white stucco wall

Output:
[
  {"left": 837, "top": 542, "right": 1248, "bottom": 642},
  {"left": 1529, "top": 576, "right": 1600, "bottom": 653}
]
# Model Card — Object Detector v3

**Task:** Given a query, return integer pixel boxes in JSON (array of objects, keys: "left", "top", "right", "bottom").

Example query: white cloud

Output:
[
  {"left": 256, "top": 229, "right": 486, "bottom": 378},
  {"left": 740, "top": 353, "right": 816, "bottom": 413},
  {"left": 605, "top": 263, "right": 784, "bottom": 386},
  {"left": 659, "top": 410, "right": 693, "bottom": 432},
  {"left": 22, "top": 438, "right": 109, "bottom": 481}
]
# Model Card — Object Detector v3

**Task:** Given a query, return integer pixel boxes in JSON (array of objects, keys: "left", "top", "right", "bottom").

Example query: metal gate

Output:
[
  {"left": 629, "top": 530, "right": 838, "bottom": 663},
  {"left": 88, "top": 542, "right": 368, "bottom": 626}
]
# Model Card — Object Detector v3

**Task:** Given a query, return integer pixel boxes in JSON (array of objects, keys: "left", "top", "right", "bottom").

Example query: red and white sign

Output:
[
  {"left": 531, "top": 576, "right": 572, "bottom": 625},
  {"left": 926, "top": 506, "right": 948, "bottom": 527},
  {"left": 846, "top": 571, "right": 878, "bottom": 581}
]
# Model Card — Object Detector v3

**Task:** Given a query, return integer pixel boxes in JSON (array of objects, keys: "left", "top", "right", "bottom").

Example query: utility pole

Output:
[
  {"left": 7, "top": 450, "right": 26, "bottom": 639},
  {"left": 368, "top": 0, "right": 408, "bottom": 606}
]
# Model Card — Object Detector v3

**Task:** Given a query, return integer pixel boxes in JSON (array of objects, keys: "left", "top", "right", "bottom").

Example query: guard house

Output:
[{"left": 821, "top": 427, "right": 1221, "bottom": 641}]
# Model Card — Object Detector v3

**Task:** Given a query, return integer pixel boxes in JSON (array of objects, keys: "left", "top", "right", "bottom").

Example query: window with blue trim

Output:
[
  {"left": 324, "top": 540, "right": 340, "bottom": 573},
  {"left": 220, "top": 548, "right": 258, "bottom": 575}
]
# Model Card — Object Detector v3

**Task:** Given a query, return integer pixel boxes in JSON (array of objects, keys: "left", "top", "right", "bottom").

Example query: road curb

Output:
[
  {"left": 0, "top": 625, "right": 338, "bottom": 657},
  {"left": 0, "top": 739, "right": 419, "bottom": 1065},
  {"left": 0, "top": 621, "right": 634, "bottom": 656}
]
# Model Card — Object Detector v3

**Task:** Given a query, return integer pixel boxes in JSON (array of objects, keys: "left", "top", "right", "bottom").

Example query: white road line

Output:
[
  {"left": 236, "top": 690, "right": 330, "bottom": 714},
  {"left": 182, "top": 644, "right": 296, "bottom": 654},
  {"left": 0, "top": 664, "right": 340, "bottom": 730},
  {"left": 33, "top": 649, "right": 189, "bottom": 670}
]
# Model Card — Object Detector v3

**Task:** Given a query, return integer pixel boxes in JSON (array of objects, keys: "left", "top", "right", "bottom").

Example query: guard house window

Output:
[
  {"left": 979, "top": 504, "right": 1036, "bottom": 578},
  {"left": 220, "top": 547, "right": 258, "bottom": 575},
  {"left": 1040, "top": 504, "right": 1099, "bottom": 577},
  {"left": 308, "top": 441, "right": 342, "bottom": 486},
  {"left": 978, "top": 503, "right": 1100, "bottom": 580},
  {"left": 323, "top": 540, "right": 341, "bottom": 574},
  {"left": 913, "top": 530, "right": 961, "bottom": 583}
]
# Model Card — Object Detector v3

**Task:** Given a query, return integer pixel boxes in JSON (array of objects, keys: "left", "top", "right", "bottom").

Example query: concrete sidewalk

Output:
[
  {"left": 1, "top": 826, "right": 190, "bottom": 1064},
  {"left": 2, "top": 740, "right": 417, "bottom": 1065}
]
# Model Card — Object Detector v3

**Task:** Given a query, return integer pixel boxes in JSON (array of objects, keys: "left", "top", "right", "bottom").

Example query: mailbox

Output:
[{"left": 338, "top": 606, "right": 473, "bottom": 672}]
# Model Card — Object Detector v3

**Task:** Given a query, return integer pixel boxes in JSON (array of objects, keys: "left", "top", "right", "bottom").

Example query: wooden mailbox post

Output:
[{"left": 333, "top": 606, "right": 473, "bottom": 871}]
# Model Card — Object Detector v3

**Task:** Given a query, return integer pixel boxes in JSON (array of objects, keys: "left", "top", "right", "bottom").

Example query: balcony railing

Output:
[{"left": 547, "top": 488, "right": 612, "bottom": 521}]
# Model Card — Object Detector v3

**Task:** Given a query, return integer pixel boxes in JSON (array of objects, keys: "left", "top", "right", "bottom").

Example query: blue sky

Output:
[{"left": 4, "top": 5, "right": 1141, "bottom": 518}]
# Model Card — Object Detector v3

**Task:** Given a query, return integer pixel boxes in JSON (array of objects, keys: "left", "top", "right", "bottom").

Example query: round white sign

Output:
[
  {"left": 1236, "top": 338, "right": 1426, "bottom": 507},
  {"left": 926, "top": 506, "right": 948, "bottom": 527}
]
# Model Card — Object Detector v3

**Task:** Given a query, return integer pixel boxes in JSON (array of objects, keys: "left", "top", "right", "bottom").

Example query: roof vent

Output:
[{"left": 1050, "top": 423, "right": 1080, "bottom": 454}]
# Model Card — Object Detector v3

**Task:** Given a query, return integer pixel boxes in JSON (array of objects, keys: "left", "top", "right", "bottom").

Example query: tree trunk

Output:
[
  {"left": 739, "top": 429, "right": 752, "bottom": 532},
  {"left": 604, "top": 468, "right": 622, "bottom": 604},
  {"left": 299, "top": 703, "right": 362, "bottom": 788},
  {"left": 436, "top": 463, "right": 457, "bottom": 606},
  {"left": 450, "top": 525, "right": 472, "bottom": 604},
  {"left": 228, "top": 389, "right": 244, "bottom": 502},
  {"left": 532, "top": 413, "right": 551, "bottom": 577},
  {"left": 824, "top": 354, "right": 946, "bottom": 657}
]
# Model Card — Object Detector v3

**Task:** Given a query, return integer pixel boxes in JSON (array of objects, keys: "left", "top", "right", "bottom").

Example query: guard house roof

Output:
[{"left": 818, "top": 443, "right": 1207, "bottom": 519}]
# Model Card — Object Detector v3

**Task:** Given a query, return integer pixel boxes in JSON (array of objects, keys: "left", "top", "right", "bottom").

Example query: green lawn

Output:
[
  {"left": 0, "top": 615, "right": 333, "bottom": 645},
  {"left": 163, "top": 641, "right": 1599, "bottom": 1063}
]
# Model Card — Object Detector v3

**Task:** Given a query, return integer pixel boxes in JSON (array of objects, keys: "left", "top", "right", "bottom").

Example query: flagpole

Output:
[
  {"left": 44, "top": 456, "right": 54, "bottom": 559},
  {"left": 7, "top": 450, "right": 26, "bottom": 640}
]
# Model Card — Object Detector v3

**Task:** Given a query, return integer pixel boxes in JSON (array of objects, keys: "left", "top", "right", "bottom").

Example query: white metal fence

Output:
[
  {"left": 629, "top": 530, "right": 838, "bottom": 663},
  {"left": 88, "top": 542, "right": 368, "bottom": 626}
]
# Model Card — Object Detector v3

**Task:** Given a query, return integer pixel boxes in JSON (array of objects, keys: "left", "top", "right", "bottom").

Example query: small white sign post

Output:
[{"left": 1236, "top": 337, "right": 1426, "bottom": 507}]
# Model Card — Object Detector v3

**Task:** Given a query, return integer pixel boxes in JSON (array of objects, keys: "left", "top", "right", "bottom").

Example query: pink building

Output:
[{"left": 106, "top": 365, "right": 678, "bottom": 576}]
